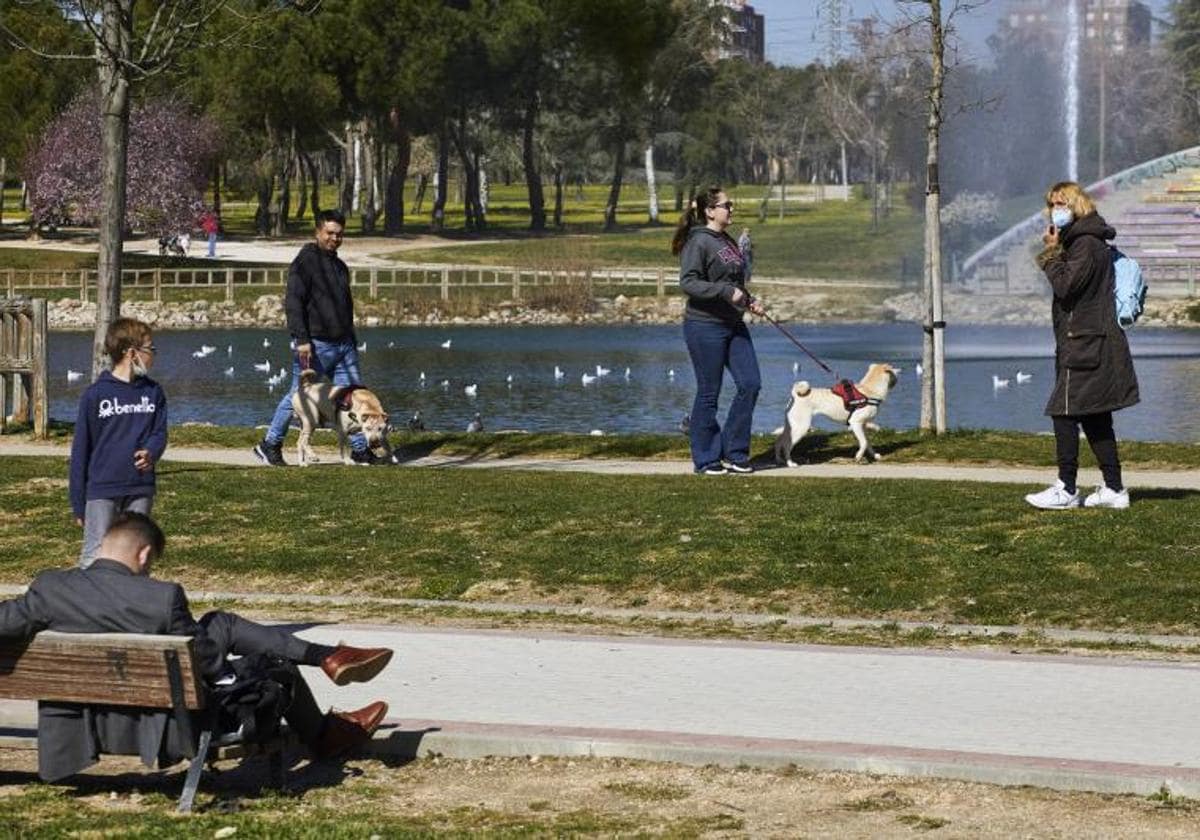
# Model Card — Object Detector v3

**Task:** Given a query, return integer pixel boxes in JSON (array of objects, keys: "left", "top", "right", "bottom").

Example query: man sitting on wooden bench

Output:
[{"left": 0, "top": 512, "right": 394, "bottom": 784}]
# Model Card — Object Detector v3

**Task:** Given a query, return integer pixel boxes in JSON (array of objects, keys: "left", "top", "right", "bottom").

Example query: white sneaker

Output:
[
  {"left": 1083, "top": 484, "right": 1130, "bottom": 509},
  {"left": 1024, "top": 480, "right": 1081, "bottom": 510}
]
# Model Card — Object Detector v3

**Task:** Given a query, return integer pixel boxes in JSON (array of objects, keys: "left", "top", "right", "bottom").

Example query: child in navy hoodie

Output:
[{"left": 69, "top": 318, "right": 168, "bottom": 567}]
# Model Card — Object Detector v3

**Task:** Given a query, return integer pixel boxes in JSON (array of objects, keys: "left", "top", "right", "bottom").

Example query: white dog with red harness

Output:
[{"left": 774, "top": 363, "right": 899, "bottom": 466}]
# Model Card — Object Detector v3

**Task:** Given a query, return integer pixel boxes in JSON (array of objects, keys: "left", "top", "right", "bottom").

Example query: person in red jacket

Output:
[{"left": 200, "top": 210, "right": 219, "bottom": 258}]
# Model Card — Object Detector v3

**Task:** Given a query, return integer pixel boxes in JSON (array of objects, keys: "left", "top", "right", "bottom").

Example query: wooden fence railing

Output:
[
  {"left": 0, "top": 264, "right": 911, "bottom": 303},
  {"left": 0, "top": 297, "right": 48, "bottom": 438}
]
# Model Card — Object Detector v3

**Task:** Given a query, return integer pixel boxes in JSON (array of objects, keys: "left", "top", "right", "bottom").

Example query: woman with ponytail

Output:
[{"left": 673, "top": 187, "right": 765, "bottom": 475}]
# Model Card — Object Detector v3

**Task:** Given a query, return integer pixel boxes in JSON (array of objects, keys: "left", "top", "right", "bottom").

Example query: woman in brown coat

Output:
[{"left": 1025, "top": 181, "right": 1139, "bottom": 510}]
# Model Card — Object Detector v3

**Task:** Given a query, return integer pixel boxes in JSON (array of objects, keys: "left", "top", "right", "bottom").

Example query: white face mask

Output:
[{"left": 1051, "top": 207, "right": 1073, "bottom": 229}]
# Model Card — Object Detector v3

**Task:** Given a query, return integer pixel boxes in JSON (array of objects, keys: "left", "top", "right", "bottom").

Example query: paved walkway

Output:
[
  {"left": 3, "top": 623, "right": 1199, "bottom": 796},
  {"left": 3, "top": 439, "right": 1200, "bottom": 489}
]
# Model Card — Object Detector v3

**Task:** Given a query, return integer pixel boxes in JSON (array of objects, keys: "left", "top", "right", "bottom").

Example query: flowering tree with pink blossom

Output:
[{"left": 27, "top": 93, "right": 218, "bottom": 236}]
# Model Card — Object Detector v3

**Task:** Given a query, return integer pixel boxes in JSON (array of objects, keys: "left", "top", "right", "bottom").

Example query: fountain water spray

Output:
[{"left": 1064, "top": 0, "right": 1080, "bottom": 181}]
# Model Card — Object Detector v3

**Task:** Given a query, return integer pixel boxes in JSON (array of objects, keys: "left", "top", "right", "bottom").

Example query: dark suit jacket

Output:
[{"left": 0, "top": 559, "right": 225, "bottom": 781}]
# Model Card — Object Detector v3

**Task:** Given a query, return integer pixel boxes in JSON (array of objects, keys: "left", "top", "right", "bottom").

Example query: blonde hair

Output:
[{"left": 1045, "top": 181, "right": 1097, "bottom": 217}]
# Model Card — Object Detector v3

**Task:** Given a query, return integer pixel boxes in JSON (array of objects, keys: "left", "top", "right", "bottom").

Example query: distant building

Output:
[
  {"left": 716, "top": 0, "right": 765, "bottom": 63},
  {"left": 1002, "top": 0, "right": 1151, "bottom": 55}
]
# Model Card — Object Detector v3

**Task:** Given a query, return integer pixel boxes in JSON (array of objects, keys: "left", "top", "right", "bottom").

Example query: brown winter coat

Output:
[{"left": 1035, "top": 212, "right": 1139, "bottom": 417}]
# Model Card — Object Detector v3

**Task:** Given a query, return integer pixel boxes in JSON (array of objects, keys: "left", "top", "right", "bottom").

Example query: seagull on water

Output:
[
  {"left": 624, "top": 367, "right": 631, "bottom": 380},
  {"left": 992, "top": 374, "right": 1011, "bottom": 389},
  {"left": 667, "top": 369, "right": 676, "bottom": 380},
  {"left": 589, "top": 429, "right": 604, "bottom": 436},
  {"left": 596, "top": 364, "right": 611, "bottom": 377},
  {"left": 262, "top": 338, "right": 270, "bottom": 348},
  {"left": 1016, "top": 370, "right": 1033, "bottom": 384},
  {"left": 419, "top": 371, "right": 426, "bottom": 386},
  {"left": 466, "top": 412, "right": 484, "bottom": 433},
  {"left": 506, "top": 374, "right": 514, "bottom": 387},
  {"left": 915, "top": 363, "right": 924, "bottom": 377},
  {"left": 440, "top": 339, "right": 452, "bottom": 349},
  {"left": 554, "top": 366, "right": 565, "bottom": 380},
  {"left": 464, "top": 383, "right": 478, "bottom": 397},
  {"left": 253, "top": 360, "right": 272, "bottom": 373},
  {"left": 223, "top": 367, "right": 235, "bottom": 377},
  {"left": 66, "top": 369, "right": 83, "bottom": 383},
  {"left": 227, "top": 345, "right": 233, "bottom": 356},
  {"left": 388, "top": 341, "right": 395, "bottom": 348},
  {"left": 792, "top": 361, "right": 800, "bottom": 375},
  {"left": 581, "top": 372, "right": 597, "bottom": 385},
  {"left": 440, "top": 379, "right": 450, "bottom": 389},
  {"left": 357, "top": 341, "right": 367, "bottom": 352}
]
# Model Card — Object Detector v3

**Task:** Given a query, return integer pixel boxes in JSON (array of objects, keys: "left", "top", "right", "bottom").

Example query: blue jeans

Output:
[
  {"left": 265, "top": 338, "right": 366, "bottom": 451},
  {"left": 683, "top": 318, "right": 761, "bottom": 470},
  {"left": 207, "top": 232, "right": 217, "bottom": 257}
]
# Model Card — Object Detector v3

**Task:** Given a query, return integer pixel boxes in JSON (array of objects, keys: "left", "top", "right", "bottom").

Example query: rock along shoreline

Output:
[{"left": 44, "top": 290, "right": 1198, "bottom": 331}]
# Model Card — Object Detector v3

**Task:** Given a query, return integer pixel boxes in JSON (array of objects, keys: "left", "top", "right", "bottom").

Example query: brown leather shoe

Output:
[
  {"left": 320, "top": 645, "right": 394, "bottom": 686},
  {"left": 312, "top": 700, "right": 388, "bottom": 760}
]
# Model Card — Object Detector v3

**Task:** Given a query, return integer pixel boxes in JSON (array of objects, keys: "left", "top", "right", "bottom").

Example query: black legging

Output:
[{"left": 1052, "top": 412, "right": 1123, "bottom": 494}]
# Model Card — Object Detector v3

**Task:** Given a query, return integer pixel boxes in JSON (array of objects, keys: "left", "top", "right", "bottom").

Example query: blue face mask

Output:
[{"left": 1051, "top": 207, "right": 1073, "bottom": 229}]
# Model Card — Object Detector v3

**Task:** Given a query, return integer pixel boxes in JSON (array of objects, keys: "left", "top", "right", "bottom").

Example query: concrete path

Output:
[
  {"left": 2, "top": 439, "right": 1199, "bottom": 490},
  {"left": 3, "top": 623, "right": 1199, "bottom": 797}
]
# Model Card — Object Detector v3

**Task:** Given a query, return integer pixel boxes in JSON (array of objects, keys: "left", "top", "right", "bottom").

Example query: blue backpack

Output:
[{"left": 1111, "top": 247, "right": 1146, "bottom": 329}]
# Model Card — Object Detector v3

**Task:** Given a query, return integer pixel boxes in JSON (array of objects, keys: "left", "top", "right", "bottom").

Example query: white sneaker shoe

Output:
[
  {"left": 1083, "top": 484, "right": 1130, "bottom": 509},
  {"left": 1024, "top": 480, "right": 1081, "bottom": 510}
]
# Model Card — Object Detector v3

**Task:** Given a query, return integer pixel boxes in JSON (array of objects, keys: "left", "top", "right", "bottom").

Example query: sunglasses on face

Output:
[{"left": 712, "top": 201, "right": 734, "bottom": 211}]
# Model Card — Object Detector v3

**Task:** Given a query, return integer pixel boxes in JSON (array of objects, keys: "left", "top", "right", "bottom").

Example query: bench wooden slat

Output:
[{"left": 0, "top": 631, "right": 206, "bottom": 709}]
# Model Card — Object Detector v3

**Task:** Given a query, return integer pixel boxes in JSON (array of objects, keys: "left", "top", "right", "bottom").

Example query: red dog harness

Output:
[
  {"left": 332, "top": 384, "right": 367, "bottom": 414},
  {"left": 831, "top": 379, "right": 880, "bottom": 417}
]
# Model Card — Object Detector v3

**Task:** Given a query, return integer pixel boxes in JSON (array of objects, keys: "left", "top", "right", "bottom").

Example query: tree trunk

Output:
[
  {"left": 211, "top": 160, "right": 221, "bottom": 218},
  {"left": 385, "top": 110, "right": 411, "bottom": 236},
  {"left": 303, "top": 152, "right": 320, "bottom": 217},
  {"left": 522, "top": 99, "right": 546, "bottom": 231},
  {"left": 338, "top": 123, "right": 354, "bottom": 212},
  {"left": 411, "top": 173, "right": 427, "bottom": 214},
  {"left": 93, "top": 0, "right": 133, "bottom": 377},
  {"left": 360, "top": 127, "right": 377, "bottom": 233},
  {"left": 644, "top": 143, "right": 659, "bottom": 224},
  {"left": 296, "top": 146, "right": 309, "bottom": 220},
  {"left": 431, "top": 127, "right": 449, "bottom": 231},
  {"left": 603, "top": 138, "right": 624, "bottom": 231},
  {"left": 272, "top": 127, "right": 294, "bottom": 236},
  {"left": 921, "top": 0, "right": 947, "bottom": 434},
  {"left": 553, "top": 162, "right": 564, "bottom": 228}
]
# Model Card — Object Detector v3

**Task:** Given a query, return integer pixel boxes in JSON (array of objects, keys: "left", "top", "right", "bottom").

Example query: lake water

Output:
[{"left": 47, "top": 323, "right": 1200, "bottom": 441}]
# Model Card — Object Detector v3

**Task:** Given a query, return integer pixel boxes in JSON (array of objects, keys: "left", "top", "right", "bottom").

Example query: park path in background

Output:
[{"left": 2, "top": 438, "right": 1199, "bottom": 490}]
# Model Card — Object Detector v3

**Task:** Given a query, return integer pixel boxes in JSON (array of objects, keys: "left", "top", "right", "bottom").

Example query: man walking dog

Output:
[{"left": 253, "top": 209, "right": 385, "bottom": 466}]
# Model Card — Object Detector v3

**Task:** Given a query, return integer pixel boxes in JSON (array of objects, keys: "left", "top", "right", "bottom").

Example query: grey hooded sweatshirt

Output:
[{"left": 678, "top": 226, "right": 750, "bottom": 324}]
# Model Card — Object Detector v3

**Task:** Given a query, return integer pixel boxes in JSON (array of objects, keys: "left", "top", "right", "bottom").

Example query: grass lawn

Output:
[{"left": 2, "top": 448, "right": 1198, "bottom": 634}]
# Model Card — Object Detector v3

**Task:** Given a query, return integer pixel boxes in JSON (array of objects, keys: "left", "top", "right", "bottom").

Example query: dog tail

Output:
[
  {"left": 299, "top": 368, "right": 320, "bottom": 386},
  {"left": 792, "top": 381, "right": 811, "bottom": 398}
]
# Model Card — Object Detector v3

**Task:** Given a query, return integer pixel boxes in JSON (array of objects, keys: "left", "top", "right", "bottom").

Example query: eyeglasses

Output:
[
  {"left": 136, "top": 344, "right": 157, "bottom": 354},
  {"left": 713, "top": 201, "right": 734, "bottom": 211}
]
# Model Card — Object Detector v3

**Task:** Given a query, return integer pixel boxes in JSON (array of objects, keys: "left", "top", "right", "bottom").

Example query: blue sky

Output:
[{"left": 752, "top": 0, "right": 1175, "bottom": 67}]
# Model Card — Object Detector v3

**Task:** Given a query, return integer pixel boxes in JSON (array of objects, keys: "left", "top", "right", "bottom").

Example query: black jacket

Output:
[
  {"left": 0, "top": 560, "right": 225, "bottom": 781},
  {"left": 1035, "top": 212, "right": 1139, "bottom": 417},
  {"left": 284, "top": 242, "right": 356, "bottom": 345},
  {"left": 678, "top": 227, "right": 750, "bottom": 324}
]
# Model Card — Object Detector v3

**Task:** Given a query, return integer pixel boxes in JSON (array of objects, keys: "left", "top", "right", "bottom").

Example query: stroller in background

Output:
[{"left": 158, "top": 233, "right": 190, "bottom": 257}]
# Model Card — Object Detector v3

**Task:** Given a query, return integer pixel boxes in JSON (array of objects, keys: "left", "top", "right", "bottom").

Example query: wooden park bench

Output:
[{"left": 0, "top": 631, "right": 294, "bottom": 812}]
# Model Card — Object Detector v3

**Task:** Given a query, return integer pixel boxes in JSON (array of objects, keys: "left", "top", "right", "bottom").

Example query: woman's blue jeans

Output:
[
  {"left": 683, "top": 318, "right": 761, "bottom": 470},
  {"left": 264, "top": 338, "right": 365, "bottom": 451}
]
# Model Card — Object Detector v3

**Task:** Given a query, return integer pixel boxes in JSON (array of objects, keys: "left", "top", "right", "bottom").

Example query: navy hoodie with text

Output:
[{"left": 68, "top": 371, "right": 168, "bottom": 519}]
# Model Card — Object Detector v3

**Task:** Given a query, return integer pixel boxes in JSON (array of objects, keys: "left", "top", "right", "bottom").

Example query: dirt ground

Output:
[{"left": 1, "top": 747, "right": 1198, "bottom": 838}]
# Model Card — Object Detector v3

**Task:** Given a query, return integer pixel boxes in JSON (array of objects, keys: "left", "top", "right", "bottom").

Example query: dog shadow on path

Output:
[{"left": 757, "top": 432, "right": 920, "bottom": 468}]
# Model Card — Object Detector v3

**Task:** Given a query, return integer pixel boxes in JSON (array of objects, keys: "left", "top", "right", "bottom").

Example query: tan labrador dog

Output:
[
  {"left": 774, "top": 363, "right": 899, "bottom": 466},
  {"left": 292, "top": 369, "right": 394, "bottom": 466}
]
